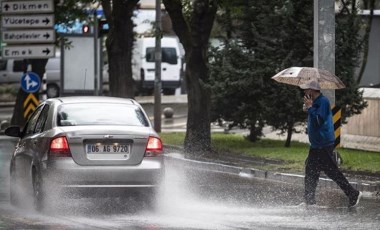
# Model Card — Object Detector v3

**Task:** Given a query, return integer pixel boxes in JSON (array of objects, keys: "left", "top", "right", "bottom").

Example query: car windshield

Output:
[{"left": 57, "top": 103, "right": 150, "bottom": 127}]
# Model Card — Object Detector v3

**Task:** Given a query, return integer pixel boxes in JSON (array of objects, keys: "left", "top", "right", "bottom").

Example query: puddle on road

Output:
[{"left": 55, "top": 160, "right": 379, "bottom": 230}]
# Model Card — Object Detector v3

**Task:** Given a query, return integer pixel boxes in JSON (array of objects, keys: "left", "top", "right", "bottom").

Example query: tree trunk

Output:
[
  {"left": 247, "top": 120, "right": 263, "bottom": 142},
  {"left": 284, "top": 123, "right": 294, "bottom": 148},
  {"left": 103, "top": 0, "right": 137, "bottom": 98},
  {"left": 163, "top": 0, "right": 217, "bottom": 155},
  {"left": 356, "top": 0, "right": 375, "bottom": 85},
  {"left": 184, "top": 47, "right": 211, "bottom": 154},
  {"left": 11, "top": 59, "right": 48, "bottom": 126}
]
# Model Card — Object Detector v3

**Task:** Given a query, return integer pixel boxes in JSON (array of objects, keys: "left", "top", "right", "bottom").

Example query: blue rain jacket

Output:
[{"left": 307, "top": 94, "right": 335, "bottom": 149}]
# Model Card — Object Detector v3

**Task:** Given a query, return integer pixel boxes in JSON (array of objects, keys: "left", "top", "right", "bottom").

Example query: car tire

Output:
[
  {"left": 9, "top": 167, "right": 20, "bottom": 207},
  {"left": 163, "top": 88, "right": 176, "bottom": 95},
  {"left": 32, "top": 171, "right": 45, "bottom": 212},
  {"left": 141, "top": 88, "right": 154, "bottom": 96}
]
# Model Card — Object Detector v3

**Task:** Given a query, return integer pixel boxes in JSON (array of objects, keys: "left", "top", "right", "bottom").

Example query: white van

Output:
[
  {"left": 0, "top": 59, "right": 24, "bottom": 85},
  {"left": 0, "top": 54, "right": 107, "bottom": 98},
  {"left": 0, "top": 56, "right": 61, "bottom": 98},
  {"left": 0, "top": 58, "right": 60, "bottom": 98},
  {"left": 132, "top": 36, "right": 183, "bottom": 95}
]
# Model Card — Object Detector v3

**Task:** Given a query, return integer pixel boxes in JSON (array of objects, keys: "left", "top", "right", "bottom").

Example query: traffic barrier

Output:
[{"left": 332, "top": 105, "right": 341, "bottom": 148}]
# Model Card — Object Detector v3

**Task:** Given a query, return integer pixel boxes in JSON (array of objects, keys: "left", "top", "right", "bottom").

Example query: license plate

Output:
[{"left": 86, "top": 144, "right": 130, "bottom": 154}]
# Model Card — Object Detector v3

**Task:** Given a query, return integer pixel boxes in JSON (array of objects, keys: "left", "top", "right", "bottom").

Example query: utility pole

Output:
[
  {"left": 314, "top": 0, "right": 335, "bottom": 105},
  {"left": 94, "top": 10, "right": 99, "bottom": 96},
  {"left": 154, "top": 0, "right": 162, "bottom": 132}
]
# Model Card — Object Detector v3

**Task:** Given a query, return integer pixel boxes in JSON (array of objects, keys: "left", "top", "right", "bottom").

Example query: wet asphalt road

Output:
[{"left": 0, "top": 137, "right": 379, "bottom": 229}]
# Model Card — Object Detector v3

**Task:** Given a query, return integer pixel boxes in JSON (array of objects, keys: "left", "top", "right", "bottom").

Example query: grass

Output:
[{"left": 160, "top": 132, "right": 380, "bottom": 174}]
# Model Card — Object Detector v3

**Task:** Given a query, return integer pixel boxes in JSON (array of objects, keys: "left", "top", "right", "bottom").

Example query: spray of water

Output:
[{"left": 2, "top": 149, "right": 378, "bottom": 229}]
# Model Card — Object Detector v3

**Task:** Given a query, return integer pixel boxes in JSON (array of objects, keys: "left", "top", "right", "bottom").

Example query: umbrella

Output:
[{"left": 271, "top": 67, "right": 346, "bottom": 89}]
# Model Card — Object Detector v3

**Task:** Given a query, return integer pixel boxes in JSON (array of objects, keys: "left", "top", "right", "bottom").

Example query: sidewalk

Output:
[{"left": 164, "top": 144, "right": 380, "bottom": 199}]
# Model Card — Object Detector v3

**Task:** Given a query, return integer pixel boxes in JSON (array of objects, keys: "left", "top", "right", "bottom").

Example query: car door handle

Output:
[{"left": 162, "top": 68, "right": 167, "bottom": 71}]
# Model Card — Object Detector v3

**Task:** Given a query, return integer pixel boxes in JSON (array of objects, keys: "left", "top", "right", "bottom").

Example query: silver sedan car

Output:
[{"left": 5, "top": 96, "right": 164, "bottom": 211}]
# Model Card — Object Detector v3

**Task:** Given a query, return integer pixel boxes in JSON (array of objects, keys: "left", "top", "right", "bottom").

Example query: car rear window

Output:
[{"left": 57, "top": 103, "right": 150, "bottom": 127}]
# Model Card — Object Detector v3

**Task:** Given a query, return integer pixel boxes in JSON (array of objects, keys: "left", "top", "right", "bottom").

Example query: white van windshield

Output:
[{"left": 146, "top": 48, "right": 178, "bottom": 64}]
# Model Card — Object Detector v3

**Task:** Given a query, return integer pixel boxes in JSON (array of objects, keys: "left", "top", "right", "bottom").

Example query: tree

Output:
[
  {"left": 210, "top": 0, "right": 367, "bottom": 146},
  {"left": 258, "top": 0, "right": 314, "bottom": 147},
  {"left": 209, "top": 43, "right": 266, "bottom": 142},
  {"left": 162, "top": 0, "right": 217, "bottom": 154},
  {"left": 335, "top": 0, "right": 368, "bottom": 121},
  {"left": 356, "top": 0, "right": 376, "bottom": 84},
  {"left": 101, "top": 0, "right": 138, "bottom": 98},
  {"left": 210, "top": 0, "right": 311, "bottom": 145}
]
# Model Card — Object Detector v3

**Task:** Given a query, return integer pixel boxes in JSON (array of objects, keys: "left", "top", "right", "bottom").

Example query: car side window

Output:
[
  {"left": 35, "top": 105, "right": 50, "bottom": 133},
  {"left": 0, "top": 60, "right": 7, "bottom": 71},
  {"left": 24, "top": 105, "right": 45, "bottom": 136},
  {"left": 13, "top": 60, "right": 24, "bottom": 72}
]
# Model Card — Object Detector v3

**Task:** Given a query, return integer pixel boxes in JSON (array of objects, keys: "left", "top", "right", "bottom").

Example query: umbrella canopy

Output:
[{"left": 271, "top": 67, "right": 346, "bottom": 89}]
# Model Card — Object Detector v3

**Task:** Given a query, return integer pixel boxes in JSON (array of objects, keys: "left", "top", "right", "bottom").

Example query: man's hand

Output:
[{"left": 303, "top": 95, "right": 312, "bottom": 110}]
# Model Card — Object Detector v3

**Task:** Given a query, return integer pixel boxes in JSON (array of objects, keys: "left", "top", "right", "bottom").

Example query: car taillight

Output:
[
  {"left": 144, "top": 136, "right": 163, "bottom": 157},
  {"left": 49, "top": 136, "right": 72, "bottom": 157}
]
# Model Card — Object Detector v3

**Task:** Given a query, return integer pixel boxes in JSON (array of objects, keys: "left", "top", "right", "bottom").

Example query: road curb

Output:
[{"left": 164, "top": 145, "right": 380, "bottom": 198}]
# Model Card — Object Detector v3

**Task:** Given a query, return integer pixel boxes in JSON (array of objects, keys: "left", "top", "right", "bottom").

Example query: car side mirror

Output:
[{"left": 4, "top": 126, "right": 22, "bottom": 137}]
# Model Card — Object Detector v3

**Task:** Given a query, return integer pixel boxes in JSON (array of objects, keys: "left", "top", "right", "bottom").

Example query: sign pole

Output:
[
  {"left": 154, "top": 0, "right": 162, "bottom": 132},
  {"left": 314, "top": 0, "right": 335, "bottom": 105}
]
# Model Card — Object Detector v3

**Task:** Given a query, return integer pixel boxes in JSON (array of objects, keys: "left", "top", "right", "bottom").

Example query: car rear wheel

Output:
[{"left": 32, "top": 171, "right": 45, "bottom": 212}]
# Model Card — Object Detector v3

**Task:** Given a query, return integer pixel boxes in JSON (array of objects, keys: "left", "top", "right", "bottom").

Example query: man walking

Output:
[{"left": 301, "top": 79, "right": 362, "bottom": 207}]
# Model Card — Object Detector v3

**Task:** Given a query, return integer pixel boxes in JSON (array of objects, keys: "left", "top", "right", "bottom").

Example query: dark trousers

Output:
[{"left": 304, "top": 145, "right": 359, "bottom": 204}]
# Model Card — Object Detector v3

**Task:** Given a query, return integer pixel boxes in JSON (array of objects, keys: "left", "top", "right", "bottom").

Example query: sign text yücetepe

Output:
[{"left": 3, "top": 17, "right": 45, "bottom": 26}]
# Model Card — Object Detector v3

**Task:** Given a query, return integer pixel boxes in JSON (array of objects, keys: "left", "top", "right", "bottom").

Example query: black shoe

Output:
[
  {"left": 298, "top": 202, "right": 316, "bottom": 207},
  {"left": 348, "top": 191, "right": 362, "bottom": 208},
  {"left": 298, "top": 199, "right": 316, "bottom": 206}
]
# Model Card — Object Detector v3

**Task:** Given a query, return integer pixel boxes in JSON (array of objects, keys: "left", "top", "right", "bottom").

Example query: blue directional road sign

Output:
[{"left": 21, "top": 72, "right": 41, "bottom": 93}]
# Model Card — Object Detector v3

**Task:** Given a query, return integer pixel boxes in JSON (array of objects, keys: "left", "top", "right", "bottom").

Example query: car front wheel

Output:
[{"left": 9, "top": 167, "right": 19, "bottom": 206}]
